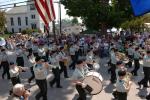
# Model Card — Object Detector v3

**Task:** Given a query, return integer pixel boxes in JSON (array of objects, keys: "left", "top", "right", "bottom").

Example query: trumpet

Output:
[{"left": 116, "top": 52, "right": 128, "bottom": 61}]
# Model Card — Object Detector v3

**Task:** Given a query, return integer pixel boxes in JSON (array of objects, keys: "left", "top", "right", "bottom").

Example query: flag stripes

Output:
[{"left": 34, "top": 0, "right": 56, "bottom": 28}]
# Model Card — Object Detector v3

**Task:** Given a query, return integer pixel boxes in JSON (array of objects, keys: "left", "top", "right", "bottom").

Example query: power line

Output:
[
  {"left": 0, "top": 0, "right": 33, "bottom": 7},
  {"left": 0, "top": 0, "right": 59, "bottom": 10}
]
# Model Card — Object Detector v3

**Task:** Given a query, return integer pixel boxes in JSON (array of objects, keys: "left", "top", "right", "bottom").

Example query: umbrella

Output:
[{"left": 0, "top": 37, "right": 6, "bottom": 46}]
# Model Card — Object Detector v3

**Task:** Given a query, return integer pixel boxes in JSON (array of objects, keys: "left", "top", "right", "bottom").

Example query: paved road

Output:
[{"left": 0, "top": 51, "right": 149, "bottom": 100}]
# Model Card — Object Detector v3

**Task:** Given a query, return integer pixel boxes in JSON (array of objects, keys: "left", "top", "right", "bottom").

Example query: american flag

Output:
[{"left": 34, "top": 0, "right": 56, "bottom": 28}]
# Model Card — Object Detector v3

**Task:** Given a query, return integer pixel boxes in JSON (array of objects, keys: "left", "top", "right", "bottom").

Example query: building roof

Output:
[{"left": 6, "top": 6, "right": 27, "bottom": 14}]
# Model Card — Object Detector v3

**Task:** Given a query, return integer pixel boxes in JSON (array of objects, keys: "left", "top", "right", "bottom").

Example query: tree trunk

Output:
[{"left": 101, "top": 23, "right": 107, "bottom": 35}]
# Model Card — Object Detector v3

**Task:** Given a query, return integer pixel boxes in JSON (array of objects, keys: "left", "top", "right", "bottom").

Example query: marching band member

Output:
[
  {"left": 37, "top": 45, "right": 46, "bottom": 61},
  {"left": 131, "top": 47, "right": 142, "bottom": 76},
  {"left": 138, "top": 50, "right": 150, "bottom": 88},
  {"left": 49, "top": 50, "right": 62, "bottom": 88},
  {"left": 59, "top": 47, "right": 69, "bottom": 78},
  {"left": 69, "top": 44, "right": 77, "bottom": 70},
  {"left": 110, "top": 48, "right": 118, "bottom": 83},
  {"left": 86, "top": 49, "right": 94, "bottom": 70},
  {"left": 9, "top": 62, "right": 28, "bottom": 86},
  {"left": 71, "top": 60, "right": 89, "bottom": 100},
  {"left": 115, "top": 70, "right": 132, "bottom": 100},
  {"left": 33, "top": 57, "right": 49, "bottom": 100},
  {"left": 127, "top": 44, "right": 134, "bottom": 68},
  {"left": 32, "top": 41, "right": 39, "bottom": 58},
  {"left": 27, "top": 53, "right": 36, "bottom": 83},
  {"left": 116, "top": 61, "right": 127, "bottom": 78},
  {"left": 0, "top": 48, "right": 10, "bottom": 79},
  {"left": 16, "top": 44, "right": 25, "bottom": 67}
]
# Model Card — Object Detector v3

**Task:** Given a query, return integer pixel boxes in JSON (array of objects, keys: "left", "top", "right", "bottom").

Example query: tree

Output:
[
  {"left": 121, "top": 14, "right": 150, "bottom": 32},
  {"left": 0, "top": 10, "right": 6, "bottom": 33},
  {"left": 61, "top": 0, "right": 134, "bottom": 34},
  {"left": 71, "top": 17, "right": 78, "bottom": 25},
  {"left": 61, "top": 0, "right": 110, "bottom": 34}
]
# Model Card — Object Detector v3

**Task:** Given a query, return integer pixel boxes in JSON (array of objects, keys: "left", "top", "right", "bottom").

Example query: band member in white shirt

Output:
[
  {"left": 16, "top": 44, "right": 25, "bottom": 67},
  {"left": 0, "top": 48, "right": 10, "bottom": 79},
  {"left": 59, "top": 47, "right": 69, "bottom": 78},
  {"left": 49, "top": 50, "right": 62, "bottom": 88},
  {"left": 27, "top": 53, "right": 36, "bottom": 83},
  {"left": 69, "top": 44, "right": 77, "bottom": 70},
  {"left": 138, "top": 50, "right": 150, "bottom": 88},
  {"left": 71, "top": 60, "right": 89, "bottom": 100},
  {"left": 131, "top": 47, "right": 142, "bottom": 76},
  {"left": 127, "top": 44, "right": 134, "bottom": 68},
  {"left": 33, "top": 57, "right": 49, "bottom": 100},
  {"left": 110, "top": 48, "right": 117, "bottom": 83},
  {"left": 115, "top": 70, "right": 132, "bottom": 100}
]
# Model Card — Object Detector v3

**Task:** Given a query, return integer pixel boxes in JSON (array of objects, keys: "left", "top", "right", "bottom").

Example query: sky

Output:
[{"left": 0, "top": 0, "right": 71, "bottom": 21}]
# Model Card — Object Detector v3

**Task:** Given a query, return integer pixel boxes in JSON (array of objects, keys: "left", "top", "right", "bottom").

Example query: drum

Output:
[{"left": 83, "top": 71, "right": 103, "bottom": 95}]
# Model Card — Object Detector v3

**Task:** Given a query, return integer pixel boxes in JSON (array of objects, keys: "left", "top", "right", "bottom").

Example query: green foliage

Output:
[
  {"left": 121, "top": 14, "right": 150, "bottom": 32},
  {"left": 22, "top": 28, "right": 42, "bottom": 34},
  {"left": 0, "top": 10, "right": 6, "bottom": 33},
  {"left": 61, "top": 0, "right": 135, "bottom": 34},
  {"left": 71, "top": 17, "right": 78, "bottom": 25}
]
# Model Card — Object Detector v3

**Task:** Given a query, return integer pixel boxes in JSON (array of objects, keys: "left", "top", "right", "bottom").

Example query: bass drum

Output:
[{"left": 83, "top": 71, "right": 103, "bottom": 95}]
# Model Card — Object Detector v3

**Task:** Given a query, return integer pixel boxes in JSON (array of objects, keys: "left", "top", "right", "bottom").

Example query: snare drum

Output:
[{"left": 83, "top": 71, "right": 103, "bottom": 95}]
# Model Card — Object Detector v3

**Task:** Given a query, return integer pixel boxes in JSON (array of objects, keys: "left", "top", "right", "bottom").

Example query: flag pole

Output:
[
  {"left": 52, "top": 20, "right": 56, "bottom": 40},
  {"left": 59, "top": 0, "right": 62, "bottom": 36}
]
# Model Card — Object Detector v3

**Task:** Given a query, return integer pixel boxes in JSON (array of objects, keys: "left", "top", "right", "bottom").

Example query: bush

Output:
[{"left": 22, "top": 28, "right": 42, "bottom": 34}]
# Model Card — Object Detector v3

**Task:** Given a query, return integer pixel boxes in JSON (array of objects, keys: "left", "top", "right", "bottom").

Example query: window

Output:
[
  {"left": 18, "top": 17, "right": 21, "bottom": 26},
  {"left": 31, "top": 15, "right": 36, "bottom": 19},
  {"left": 31, "top": 23, "right": 37, "bottom": 29},
  {"left": 30, "top": 4, "right": 36, "bottom": 10},
  {"left": 10, "top": 17, "right": 14, "bottom": 26},
  {"left": 12, "top": 28, "right": 14, "bottom": 33},
  {"left": 25, "top": 17, "right": 28, "bottom": 25},
  {"left": 19, "top": 28, "right": 21, "bottom": 32}
]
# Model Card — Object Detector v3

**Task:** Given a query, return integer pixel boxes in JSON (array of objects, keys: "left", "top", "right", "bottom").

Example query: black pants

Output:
[
  {"left": 132, "top": 59, "right": 140, "bottom": 75},
  {"left": 11, "top": 76, "right": 21, "bottom": 86},
  {"left": 139, "top": 67, "right": 150, "bottom": 87},
  {"left": 117, "top": 92, "right": 127, "bottom": 100},
  {"left": 59, "top": 61, "right": 68, "bottom": 78},
  {"left": 33, "top": 52, "right": 39, "bottom": 58},
  {"left": 35, "top": 79, "right": 47, "bottom": 100},
  {"left": 128, "top": 55, "right": 133, "bottom": 68},
  {"left": 69, "top": 55, "right": 76, "bottom": 69},
  {"left": 16, "top": 57, "right": 24, "bottom": 67},
  {"left": 1, "top": 61, "right": 10, "bottom": 79},
  {"left": 28, "top": 67, "right": 35, "bottom": 83},
  {"left": 28, "top": 48, "right": 32, "bottom": 55},
  {"left": 110, "top": 63, "right": 116, "bottom": 83},
  {"left": 76, "top": 84, "right": 86, "bottom": 100},
  {"left": 50, "top": 68, "right": 61, "bottom": 87}
]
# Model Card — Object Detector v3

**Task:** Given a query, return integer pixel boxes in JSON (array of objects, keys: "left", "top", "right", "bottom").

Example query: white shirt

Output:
[
  {"left": 33, "top": 63, "right": 48, "bottom": 80},
  {"left": 9, "top": 66, "right": 20, "bottom": 78},
  {"left": 143, "top": 55, "right": 150, "bottom": 67}
]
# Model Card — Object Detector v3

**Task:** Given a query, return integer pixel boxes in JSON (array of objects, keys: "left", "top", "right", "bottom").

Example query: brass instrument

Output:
[
  {"left": 145, "top": 39, "right": 150, "bottom": 45},
  {"left": 123, "top": 72, "right": 132, "bottom": 92},
  {"left": 116, "top": 52, "right": 128, "bottom": 61}
]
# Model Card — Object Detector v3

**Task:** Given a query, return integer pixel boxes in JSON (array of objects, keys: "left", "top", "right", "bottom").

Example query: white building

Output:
[{"left": 6, "top": 1, "right": 52, "bottom": 33}]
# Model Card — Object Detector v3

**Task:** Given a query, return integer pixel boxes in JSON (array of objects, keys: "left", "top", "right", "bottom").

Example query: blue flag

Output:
[{"left": 130, "top": 0, "right": 150, "bottom": 16}]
